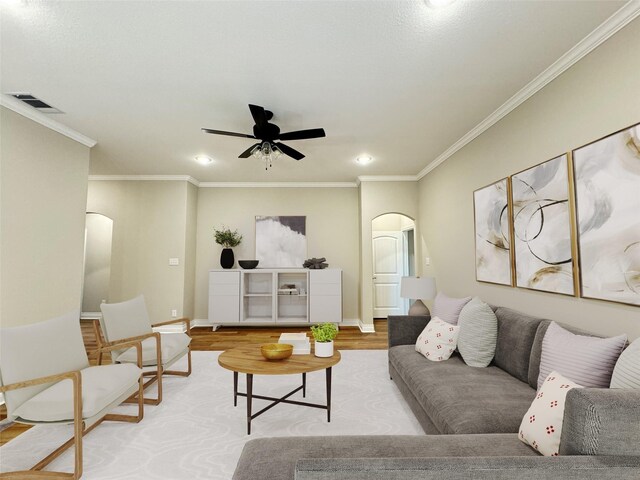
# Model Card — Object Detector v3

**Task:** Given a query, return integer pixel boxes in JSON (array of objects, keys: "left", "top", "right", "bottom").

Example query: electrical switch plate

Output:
[
  {"left": 171, "top": 309, "right": 178, "bottom": 318},
  {"left": 425, "top": 257, "right": 431, "bottom": 266},
  {"left": 169, "top": 258, "right": 179, "bottom": 266}
]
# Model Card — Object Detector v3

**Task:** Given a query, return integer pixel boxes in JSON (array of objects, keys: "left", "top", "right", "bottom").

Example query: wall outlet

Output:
[
  {"left": 171, "top": 309, "right": 178, "bottom": 318},
  {"left": 169, "top": 258, "right": 179, "bottom": 266},
  {"left": 425, "top": 257, "right": 431, "bottom": 266}
]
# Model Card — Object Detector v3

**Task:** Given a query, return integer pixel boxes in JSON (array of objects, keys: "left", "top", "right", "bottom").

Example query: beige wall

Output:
[
  {"left": 418, "top": 18, "right": 640, "bottom": 340},
  {"left": 193, "top": 187, "right": 360, "bottom": 321},
  {"left": 182, "top": 182, "right": 198, "bottom": 320},
  {"left": 360, "top": 181, "right": 419, "bottom": 325},
  {"left": 86, "top": 180, "right": 193, "bottom": 323},
  {"left": 0, "top": 107, "right": 90, "bottom": 327}
]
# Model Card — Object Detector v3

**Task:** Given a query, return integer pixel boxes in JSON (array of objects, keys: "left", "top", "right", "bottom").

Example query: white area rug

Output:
[{"left": 1, "top": 350, "right": 423, "bottom": 479}]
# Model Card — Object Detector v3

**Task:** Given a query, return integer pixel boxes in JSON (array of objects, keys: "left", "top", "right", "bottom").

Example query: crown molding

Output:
[
  {"left": 198, "top": 182, "right": 358, "bottom": 188},
  {"left": 89, "top": 175, "right": 200, "bottom": 186},
  {"left": 416, "top": 0, "right": 640, "bottom": 180},
  {"left": 357, "top": 175, "right": 418, "bottom": 184},
  {"left": 88, "top": 176, "right": 356, "bottom": 188},
  {"left": 1, "top": 95, "right": 97, "bottom": 148}
]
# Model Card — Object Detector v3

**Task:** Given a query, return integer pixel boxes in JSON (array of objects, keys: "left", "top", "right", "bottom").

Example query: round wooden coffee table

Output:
[{"left": 218, "top": 344, "right": 341, "bottom": 434}]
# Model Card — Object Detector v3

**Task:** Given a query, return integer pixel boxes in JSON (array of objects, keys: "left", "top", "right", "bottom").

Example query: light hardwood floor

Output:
[{"left": 0, "top": 320, "right": 388, "bottom": 446}]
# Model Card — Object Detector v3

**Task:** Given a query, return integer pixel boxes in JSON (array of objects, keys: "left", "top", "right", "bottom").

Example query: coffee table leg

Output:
[
  {"left": 233, "top": 371, "right": 238, "bottom": 407},
  {"left": 302, "top": 372, "right": 306, "bottom": 398},
  {"left": 326, "top": 367, "right": 332, "bottom": 422},
  {"left": 247, "top": 373, "right": 253, "bottom": 435}
]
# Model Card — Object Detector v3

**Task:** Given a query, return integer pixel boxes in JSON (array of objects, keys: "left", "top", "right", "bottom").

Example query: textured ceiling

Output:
[{"left": 0, "top": 0, "right": 625, "bottom": 182}]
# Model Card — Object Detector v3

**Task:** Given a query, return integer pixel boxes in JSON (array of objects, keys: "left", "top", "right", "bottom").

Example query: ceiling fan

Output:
[{"left": 202, "top": 104, "right": 326, "bottom": 165}]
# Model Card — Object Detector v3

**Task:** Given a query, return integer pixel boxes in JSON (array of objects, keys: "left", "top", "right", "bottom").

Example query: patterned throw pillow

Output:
[
  {"left": 537, "top": 322, "right": 627, "bottom": 388},
  {"left": 519, "top": 371, "right": 582, "bottom": 456},
  {"left": 431, "top": 292, "right": 472, "bottom": 325},
  {"left": 415, "top": 317, "right": 460, "bottom": 362},
  {"left": 610, "top": 338, "right": 640, "bottom": 389},
  {"left": 457, "top": 297, "right": 498, "bottom": 368}
]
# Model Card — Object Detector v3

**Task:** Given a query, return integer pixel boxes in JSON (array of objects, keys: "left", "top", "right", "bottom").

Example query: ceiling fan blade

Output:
[
  {"left": 279, "top": 128, "right": 326, "bottom": 141},
  {"left": 248, "top": 104, "right": 268, "bottom": 128},
  {"left": 238, "top": 143, "right": 261, "bottom": 158},
  {"left": 274, "top": 142, "right": 305, "bottom": 161},
  {"left": 202, "top": 128, "right": 255, "bottom": 139}
]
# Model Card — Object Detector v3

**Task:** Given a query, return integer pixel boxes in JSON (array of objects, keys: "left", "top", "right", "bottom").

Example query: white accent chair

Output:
[
  {"left": 0, "top": 310, "right": 145, "bottom": 479},
  {"left": 98, "top": 295, "right": 192, "bottom": 406}
]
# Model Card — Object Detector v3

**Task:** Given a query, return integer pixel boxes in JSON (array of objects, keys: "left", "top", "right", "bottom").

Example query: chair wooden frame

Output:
[
  {"left": 93, "top": 317, "right": 192, "bottom": 407},
  {"left": 0, "top": 338, "right": 146, "bottom": 480}
]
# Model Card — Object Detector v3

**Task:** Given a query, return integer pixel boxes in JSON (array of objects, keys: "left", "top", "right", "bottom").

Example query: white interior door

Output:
[{"left": 372, "top": 231, "right": 404, "bottom": 318}]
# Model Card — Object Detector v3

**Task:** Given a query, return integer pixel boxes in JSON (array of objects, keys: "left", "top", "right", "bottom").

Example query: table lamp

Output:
[{"left": 400, "top": 276, "right": 437, "bottom": 316}]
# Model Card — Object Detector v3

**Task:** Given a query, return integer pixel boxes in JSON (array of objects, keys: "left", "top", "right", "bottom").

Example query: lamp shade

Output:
[{"left": 400, "top": 276, "right": 436, "bottom": 300}]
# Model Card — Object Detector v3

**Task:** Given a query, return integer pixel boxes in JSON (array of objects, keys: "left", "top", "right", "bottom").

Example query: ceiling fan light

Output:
[{"left": 194, "top": 155, "right": 213, "bottom": 165}]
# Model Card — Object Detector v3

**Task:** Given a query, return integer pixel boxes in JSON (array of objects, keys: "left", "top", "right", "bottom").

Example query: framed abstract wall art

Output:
[
  {"left": 511, "top": 154, "right": 577, "bottom": 296},
  {"left": 473, "top": 178, "right": 513, "bottom": 286},
  {"left": 572, "top": 122, "right": 640, "bottom": 306},
  {"left": 255, "top": 216, "right": 307, "bottom": 268}
]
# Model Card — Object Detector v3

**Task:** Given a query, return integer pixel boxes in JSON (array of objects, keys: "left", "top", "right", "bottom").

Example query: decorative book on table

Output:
[{"left": 279, "top": 332, "right": 310, "bottom": 354}]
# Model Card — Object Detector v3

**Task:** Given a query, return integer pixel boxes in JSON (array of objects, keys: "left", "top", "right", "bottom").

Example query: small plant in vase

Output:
[
  {"left": 311, "top": 323, "right": 338, "bottom": 358},
  {"left": 214, "top": 226, "right": 242, "bottom": 269}
]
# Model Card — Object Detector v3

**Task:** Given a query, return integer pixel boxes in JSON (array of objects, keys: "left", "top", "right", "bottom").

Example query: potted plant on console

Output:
[
  {"left": 214, "top": 226, "right": 242, "bottom": 269},
  {"left": 311, "top": 323, "right": 338, "bottom": 358}
]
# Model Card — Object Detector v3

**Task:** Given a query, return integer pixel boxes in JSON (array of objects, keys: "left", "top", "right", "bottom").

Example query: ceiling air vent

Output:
[{"left": 8, "top": 93, "right": 64, "bottom": 114}]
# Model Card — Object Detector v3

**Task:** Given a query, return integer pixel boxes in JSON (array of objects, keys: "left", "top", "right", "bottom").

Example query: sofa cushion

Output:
[
  {"left": 13, "top": 364, "right": 141, "bottom": 422},
  {"left": 537, "top": 322, "right": 626, "bottom": 389},
  {"left": 431, "top": 292, "right": 471, "bottom": 325},
  {"left": 519, "top": 371, "right": 582, "bottom": 456},
  {"left": 389, "top": 346, "right": 536, "bottom": 434},
  {"left": 493, "top": 307, "right": 543, "bottom": 385},
  {"left": 233, "top": 434, "right": 537, "bottom": 480},
  {"left": 457, "top": 297, "right": 498, "bottom": 368},
  {"left": 610, "top": 338, "right": 640, "bottom": 389},
  {"left": 415, "top": 317, "right": 459, "bottom": 362},
  {"left": 115, "top": 332, "right": 191, "bottom": 367}
]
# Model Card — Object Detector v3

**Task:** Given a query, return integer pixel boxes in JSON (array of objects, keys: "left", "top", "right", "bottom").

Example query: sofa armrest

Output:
[
  {"left": 295, "top": 456, "right": 640, "bottom": 480},
  {"left": 561, "top": 387, "right": 640, "bottom": 456},
  {"left": 387, "top": 315, "right": 430, "bottom": 348}
]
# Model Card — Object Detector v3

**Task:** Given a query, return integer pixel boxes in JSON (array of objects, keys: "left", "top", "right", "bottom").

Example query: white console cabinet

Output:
[{"left": 208, "top": 268, "right": 342, "bottom": 325}]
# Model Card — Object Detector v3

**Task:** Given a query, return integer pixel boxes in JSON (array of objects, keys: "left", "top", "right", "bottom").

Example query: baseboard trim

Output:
[
  {"left": 340, "top": 318, "right": 360, "bottom": 327},
  {"left": 191, "top": 319, "right": 212, "bottom": 328},
  {"left": 358, "top": 320, "right": 376, "bottom": 333}
]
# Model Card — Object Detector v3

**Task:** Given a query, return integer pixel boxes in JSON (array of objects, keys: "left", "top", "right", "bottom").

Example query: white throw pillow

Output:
[
  {"left": 519, "top": 371, "right": 582, "bottom": 456},
  {"left": 415, "top": 317, "right": 460, "bottom": 362}
]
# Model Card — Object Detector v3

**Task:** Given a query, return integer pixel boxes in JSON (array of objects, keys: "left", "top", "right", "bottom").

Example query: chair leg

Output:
[
  {"left": 163, "top": 349, "right": 192, "bottom": 377},
  {"left": 105, "top": 374, "right": 145, "bottom": 423},
  {"left": 1, "top": 371, "right": 84, "bottom": 479},
  {"left": 124, "top": 368, "right": 163, "bottom": 406}
]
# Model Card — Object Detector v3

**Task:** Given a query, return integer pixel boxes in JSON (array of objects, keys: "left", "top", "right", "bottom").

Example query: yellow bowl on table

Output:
[{"left": 261, "top": 343, "right": 293, "bottom": 360}]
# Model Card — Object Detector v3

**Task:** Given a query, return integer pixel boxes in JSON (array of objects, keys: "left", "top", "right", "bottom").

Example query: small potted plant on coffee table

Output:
[
  {"left": 214, "top": 226, "right": 242, "bottom": 269},
  {"left": 310, "top": 323, "right": 338, "bottom": 358}
]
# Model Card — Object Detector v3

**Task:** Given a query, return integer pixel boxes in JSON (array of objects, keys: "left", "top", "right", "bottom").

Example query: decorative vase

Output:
[
  {"left": 314, "top": 340, "right": 334, "bottom": 358},
  {"left": 220, "top": 248, "right": 235, "bottom": 269}
]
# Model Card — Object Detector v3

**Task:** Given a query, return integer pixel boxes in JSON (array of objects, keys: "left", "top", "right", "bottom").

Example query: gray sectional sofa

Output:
[{"left": 233, "top": 307, "right": 640, "bottom": 480}]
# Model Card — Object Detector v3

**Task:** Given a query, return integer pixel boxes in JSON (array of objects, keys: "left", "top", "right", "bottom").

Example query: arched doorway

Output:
[
  {"left": 81, "top": 212, "right": 114, "bottom": 317},
  {"left": 371, "top": 213, "right": 416, "bottom": 318}
]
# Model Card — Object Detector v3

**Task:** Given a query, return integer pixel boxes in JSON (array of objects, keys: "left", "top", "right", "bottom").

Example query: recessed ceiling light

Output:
[
  {"left": 195, "top": 155, "right": 213, "bottom": 165},
  {"left": 356, "top": 155, "right": 373, "bottom": 165},
  {"left": 425, "top": 0, "right": 457, "bottom": 8}
]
